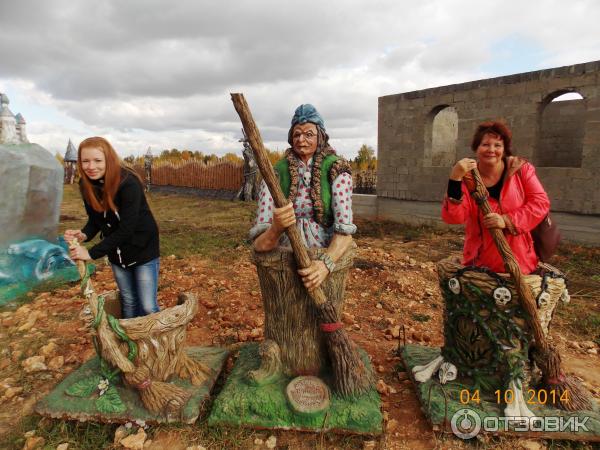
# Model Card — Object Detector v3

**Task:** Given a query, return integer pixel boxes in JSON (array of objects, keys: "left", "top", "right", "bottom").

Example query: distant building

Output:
[
  {"left": 0, "top": 93, "right": 28, "bottom": 144},
  {"left": 64, "top": 139, "right": 78, "bottom": 184}
]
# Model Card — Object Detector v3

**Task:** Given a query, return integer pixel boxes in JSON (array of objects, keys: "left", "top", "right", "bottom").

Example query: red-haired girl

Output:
[{"left": 65, "top": 137, "right": 160, "bottom": 318}]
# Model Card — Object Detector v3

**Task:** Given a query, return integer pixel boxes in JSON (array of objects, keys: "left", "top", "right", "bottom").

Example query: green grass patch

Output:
[
  {"left": 411, "top": 313, "right": 431, "bottom": 323},
  {"left": 208, "top": 343, "right": 382, "bottom": 434}
]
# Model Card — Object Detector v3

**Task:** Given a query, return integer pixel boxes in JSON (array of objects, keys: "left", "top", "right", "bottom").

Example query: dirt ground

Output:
[{"left": 0, "top": 192, "right": 599, "bottom": 449}]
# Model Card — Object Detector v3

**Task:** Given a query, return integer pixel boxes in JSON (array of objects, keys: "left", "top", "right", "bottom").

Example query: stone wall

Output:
[
  {"left": 378, "top": 60, "right": 600, "bottom": 214},
  {"left": 536, "top": 99, "right": 586, "bottom": 167}
]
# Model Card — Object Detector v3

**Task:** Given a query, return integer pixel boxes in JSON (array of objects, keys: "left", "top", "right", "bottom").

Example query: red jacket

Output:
[{"left": 441, "top": 157, "right": 550, "bottom": 274}]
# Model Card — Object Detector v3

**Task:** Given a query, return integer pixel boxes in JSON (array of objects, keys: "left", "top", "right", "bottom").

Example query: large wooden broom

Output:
[
  {"left": 464, "top": 169, "right": 592, "bottom": 411},
  {"left": 230, "top": 93, "right": 371, "bottom": 397}
]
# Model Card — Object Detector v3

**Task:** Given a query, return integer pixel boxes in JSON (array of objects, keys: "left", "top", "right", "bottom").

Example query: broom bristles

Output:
[
  {"left": 138, "top": 380, "right": 192, "bottom": 414},
  {"left": 534, "top": 345, "right": 593, "bottom": 411},
  {"left": 544, "top": 377, "right": 593, "bottom": 412},
  {"left": 125, "top": 366, "right": 191, "bottom": 414},
  {"left": 327, "top": 330, "right": 372, "bottom": 397},
  {"left": 317, "top": 300, "right": 372, "bottom": 397}
]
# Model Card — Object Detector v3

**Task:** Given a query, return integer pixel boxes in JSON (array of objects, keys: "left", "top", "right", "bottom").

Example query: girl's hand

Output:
[
  {"left": 450, "top": 158, "right": 477, "bottom": 181},
  {"left": 64, "top": 229, "right": 87, "bottom": 244},
  {"left": 298, "top": 260, "right": 329, "bottom": 290},
  {"left": 69, "top": 246, "right": 91, "bottom": 261},
  {"left": 482, "top": 213, "right": 506, "bottom": 229}
]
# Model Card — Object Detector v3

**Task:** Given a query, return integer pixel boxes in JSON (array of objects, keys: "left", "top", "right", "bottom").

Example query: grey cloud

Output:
[{"left": 2, "top": 0, "right": 600, "bottom": 160}]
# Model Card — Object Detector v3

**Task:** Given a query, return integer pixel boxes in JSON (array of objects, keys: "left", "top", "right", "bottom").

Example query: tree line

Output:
[{"left": 56, "top": 144, "right": 377, "bottom": 170}]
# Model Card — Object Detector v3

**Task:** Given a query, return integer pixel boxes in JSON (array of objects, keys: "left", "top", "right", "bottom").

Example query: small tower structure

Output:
[
  {"left": 0, "top": 93, "right": 18, "bottom": 144},
  {"left": 15, "top": 113, "right": 29, "bottom": 143},
  {"left": 64, "top": 139, "right": 78, "bottom": 184}
]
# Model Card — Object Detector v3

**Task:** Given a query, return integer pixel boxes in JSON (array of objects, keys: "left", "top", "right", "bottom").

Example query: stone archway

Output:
[
  {"left": 423, "top": 105, "right": 458, "bottom": 167},
  {"left": 534, "top": 90, "right": 586, "bottom": 167}
]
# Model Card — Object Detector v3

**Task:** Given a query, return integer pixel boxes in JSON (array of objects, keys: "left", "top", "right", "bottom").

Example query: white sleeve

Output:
[
  {"left": 248, "top": 180, "right": 275, "bottom": 240},
  {"left": 331, "top": 172, "right": 357, "bottom": 235}
]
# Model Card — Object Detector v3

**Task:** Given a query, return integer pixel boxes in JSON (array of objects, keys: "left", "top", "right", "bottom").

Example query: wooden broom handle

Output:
[
  {"left": 464, "top": 169, "right": 549, "bottom": 352},
  {"left": 230, "top": 93, "right": 327, "bottom": 306}
]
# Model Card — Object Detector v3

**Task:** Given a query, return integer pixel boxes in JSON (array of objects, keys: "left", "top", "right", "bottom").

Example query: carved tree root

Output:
[
  {"left": 175, "top": 353, "right": 214, "bottom": 386},
  {"left": 247, "top": 340, "right": 282, "bottom": 385}
]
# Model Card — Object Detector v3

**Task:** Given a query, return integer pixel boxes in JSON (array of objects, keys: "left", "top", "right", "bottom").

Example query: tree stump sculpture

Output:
[
  {"left": 68, "top": 241, "right": 213, "bottom": 417},
  {"left": 249, "top": 244, "right": 356, "bottom": 382}
]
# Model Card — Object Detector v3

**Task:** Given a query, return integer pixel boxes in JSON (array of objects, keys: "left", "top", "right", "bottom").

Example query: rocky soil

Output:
[{"left": 1, "top": 232, "right": 599, "bottom": 449}]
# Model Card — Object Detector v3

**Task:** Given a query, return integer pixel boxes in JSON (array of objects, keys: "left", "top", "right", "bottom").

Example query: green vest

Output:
[{"left": 274, "top": 154, "right": 339, "bottom": 226}]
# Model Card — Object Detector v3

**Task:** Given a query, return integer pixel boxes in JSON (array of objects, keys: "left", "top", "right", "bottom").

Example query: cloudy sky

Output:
[{"left": 1, "top": 0, "right": 599, "bottom": 159}]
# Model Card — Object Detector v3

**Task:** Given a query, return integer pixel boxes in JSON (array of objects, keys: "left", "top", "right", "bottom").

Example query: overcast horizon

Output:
[{"left": 1, "top": 0, "right": 599, "bottom": 160}]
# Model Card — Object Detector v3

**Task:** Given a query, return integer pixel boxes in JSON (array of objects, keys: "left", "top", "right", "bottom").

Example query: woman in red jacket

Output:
[{"left": 441, "top": 121, "right": 550, "bottom": 274}]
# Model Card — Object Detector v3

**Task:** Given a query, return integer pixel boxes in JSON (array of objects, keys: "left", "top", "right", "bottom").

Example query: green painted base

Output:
[
  {"left": 35, "top": 346, "right": 229, "bottom": 425},
  {"left": 207, "top": 343, "right": 382, "bottom": 435},
  {"left": 0, "top": 264, "right": 96, "bottom": 306},
  {"left": 401, "top": 344, "right": 600, "bottom": 442}
]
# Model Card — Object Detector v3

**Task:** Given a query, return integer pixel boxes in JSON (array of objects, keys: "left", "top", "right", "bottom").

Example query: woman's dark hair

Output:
[{"left": 471, "top": 121, "right": 513, "bottom": 156}]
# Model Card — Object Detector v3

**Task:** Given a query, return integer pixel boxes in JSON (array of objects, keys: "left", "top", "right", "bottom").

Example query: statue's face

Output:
[
  {"left": 292, "top": 123, "right": 318, "bottom": 163},
  {"left": 80, "top": 147, "right": 107, "bottom": 180}
]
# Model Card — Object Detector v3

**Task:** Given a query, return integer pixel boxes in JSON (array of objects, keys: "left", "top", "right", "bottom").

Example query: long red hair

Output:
[{"left": 78, "top": 137, "right": 123, "bottom": 213}]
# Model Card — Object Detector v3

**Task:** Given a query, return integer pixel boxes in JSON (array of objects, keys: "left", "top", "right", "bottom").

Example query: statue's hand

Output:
[
  {"left": 298, "top": 260, "right": 329, "bottom": 290},
  {"left": 272, "top": 202, "right": 295, "bottom": 233}
]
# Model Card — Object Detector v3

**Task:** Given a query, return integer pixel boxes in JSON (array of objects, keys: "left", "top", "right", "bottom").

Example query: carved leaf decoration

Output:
[
  {"left": 95, "top": 385, "right": 126, "bottom": 414},
  {"left": 65, "top": 375, "right": 102, "bottom": 398}
]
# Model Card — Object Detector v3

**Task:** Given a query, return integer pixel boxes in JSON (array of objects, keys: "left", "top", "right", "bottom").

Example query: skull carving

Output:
[
  {"left": 438, "top": 362, "right": 458, "bottom": 384},
  {"left": 493, "top": 286, "right": 512, "bottom": 306},
  {"left": 537, "top": 291, "right": 551, "bottom": 308},
  {"left": 448, "top": 278, "right": 461, "bottom": 295},
  {"left": 560, "top": 289, "right": 570, "bottom": 304}
]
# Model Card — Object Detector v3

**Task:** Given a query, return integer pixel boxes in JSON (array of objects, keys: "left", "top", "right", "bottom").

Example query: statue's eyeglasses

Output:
[{"left": 292, "top": 131, "right": 317, "bottom": 141}]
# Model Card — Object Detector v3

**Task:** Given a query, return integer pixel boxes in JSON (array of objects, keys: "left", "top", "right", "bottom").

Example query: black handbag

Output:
[{"left": 531, "top": 214, "right": 561, "bottom": 262}]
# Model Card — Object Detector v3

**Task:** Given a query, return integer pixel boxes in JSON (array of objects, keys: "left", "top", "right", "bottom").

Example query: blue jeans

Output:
[{"left": 111, "top": 257, "right": 160, "bottom": 319}]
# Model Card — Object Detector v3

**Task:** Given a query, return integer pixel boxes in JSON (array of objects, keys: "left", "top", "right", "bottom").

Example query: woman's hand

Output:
[
  {"left": 64, "top": 229, "right": 87, "bottom": 244},
  {"left": 69, "top": 245, "right": 91, "bottom": 261},
  {"left": 450, "top": 158, "right": 477, "bottom": 181},
  {"left": 298, "top": 260, "right": 329, "bottom": 290},
  {"left": 272, "top": 202, "right": 296, "bottom": 233},
  {"left": 482, "top": 213, "right": 506, "bottom": 229}
]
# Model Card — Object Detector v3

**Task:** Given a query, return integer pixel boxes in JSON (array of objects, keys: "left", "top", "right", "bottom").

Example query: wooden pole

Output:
[{"left": 464, "top": 169, "right": 591, "bottom": 410}]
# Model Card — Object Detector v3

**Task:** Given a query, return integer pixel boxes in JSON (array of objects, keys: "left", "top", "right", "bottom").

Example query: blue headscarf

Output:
[{"left": 290, "top": 104, "right": 325, "bottom": 131}]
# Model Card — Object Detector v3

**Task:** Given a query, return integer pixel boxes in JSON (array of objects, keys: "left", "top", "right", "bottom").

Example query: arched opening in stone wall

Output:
[
  {"left": 535, "top": 91, "right": 585, "bottom": 167},
  {"left": 424, "top": 105, "right": 458, "bottom": 167}
]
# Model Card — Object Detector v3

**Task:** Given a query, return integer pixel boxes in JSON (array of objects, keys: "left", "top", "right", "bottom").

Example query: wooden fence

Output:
[
  {"left": 128, "top": 161, "right": 375, "bottom": 194},
  {"left": 131, "top": 160, "right": 244, "bottom": 191},
  {"left": 353, "top": 170, "right": 377, "bottom": 194}
]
